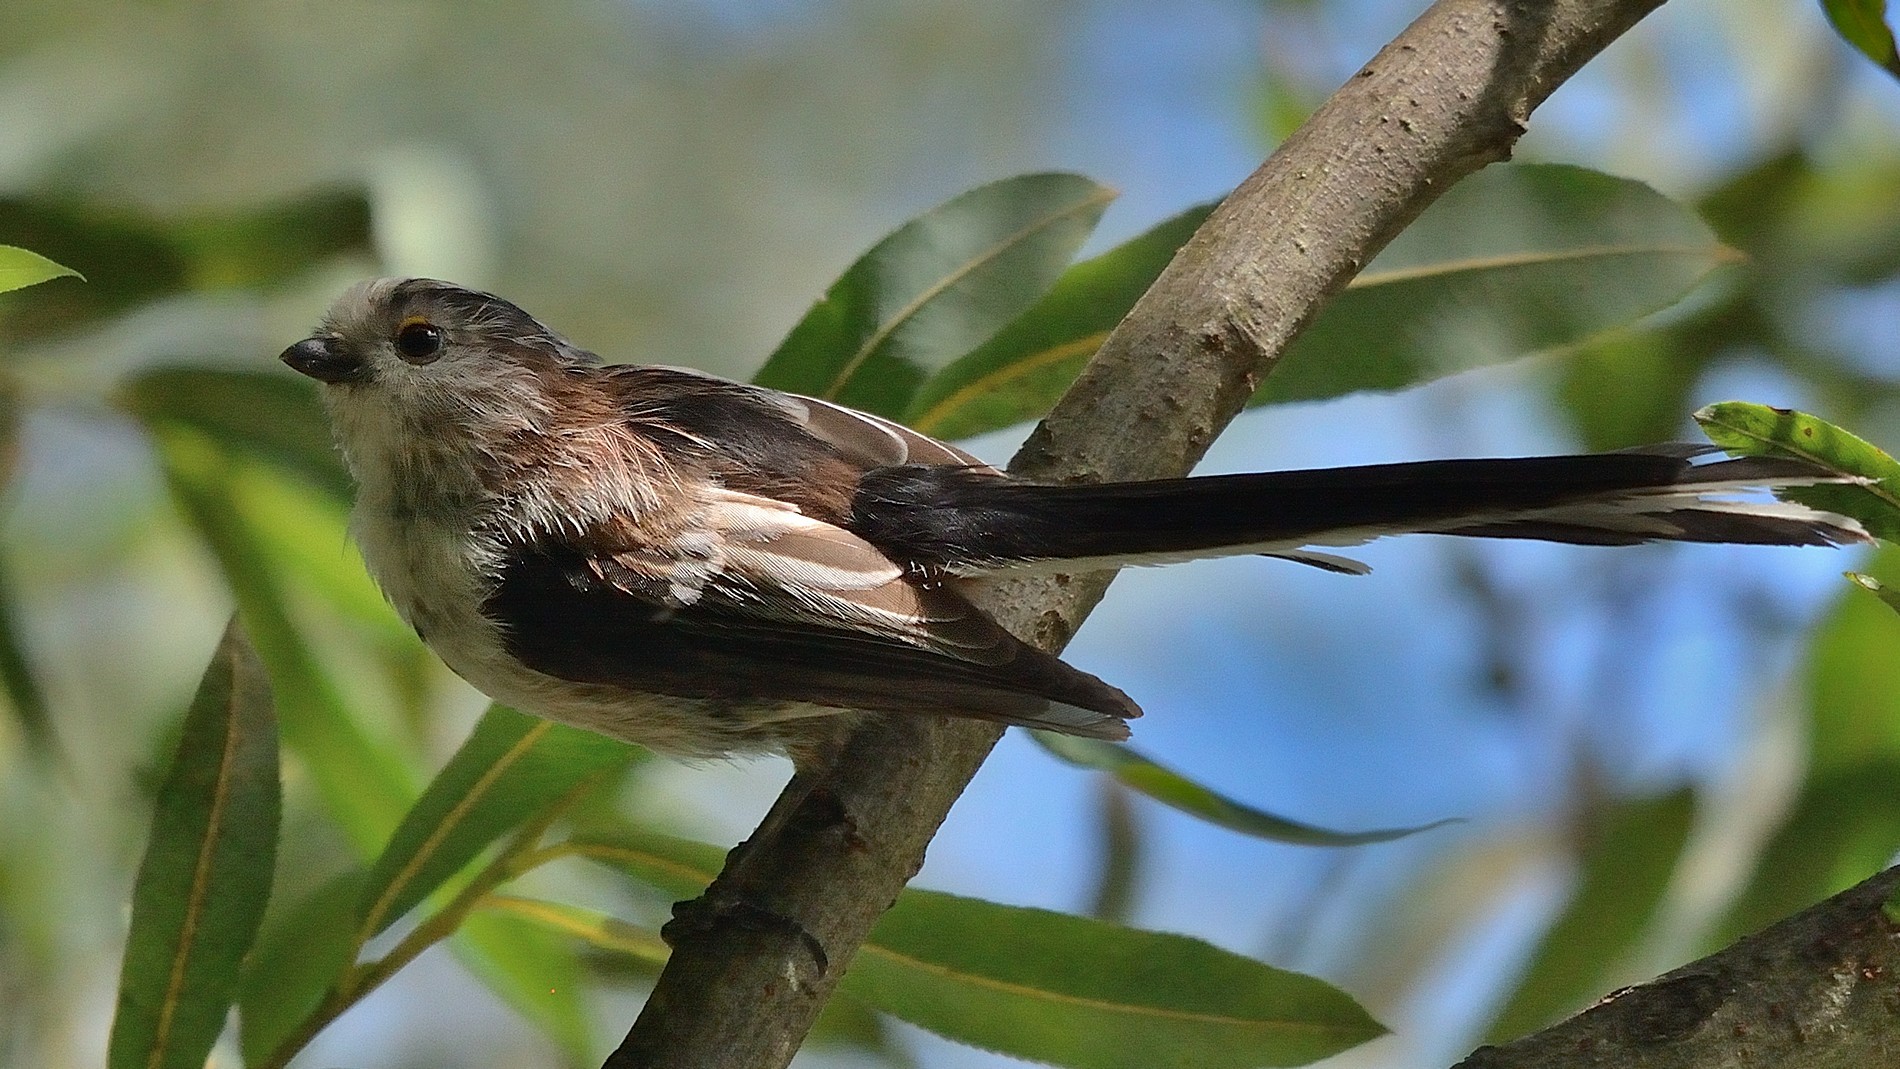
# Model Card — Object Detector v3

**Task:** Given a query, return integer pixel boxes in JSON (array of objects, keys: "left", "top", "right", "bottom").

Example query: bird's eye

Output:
[{"left": 394, "top": 320, "right": 445, "bottom": 363}]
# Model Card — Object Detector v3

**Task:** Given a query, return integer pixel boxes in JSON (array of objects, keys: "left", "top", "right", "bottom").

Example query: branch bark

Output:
[
  {"left": 602, "top": 1, "right": 1669, "bottom": 1066},
  {"left": 1453, "top": 866, "right": 1900, "bottom": 1069}
]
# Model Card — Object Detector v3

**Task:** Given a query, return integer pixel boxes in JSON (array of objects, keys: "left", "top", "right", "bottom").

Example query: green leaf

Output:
[
  {"left": 142, "top": 424, "right": 414, "bottom": 854},
  {"left": 1716, "top": 759, "right": 1900, "bottom": 944},
  {"left": 476, "top": 894, "right": 669, "bottom": 968},
  {"left": 1694, "top": 401, "right": 1900, "bottom": 542},
  {"left": 355, "top": 705, "right": 635, "bottom": 941},
  {"left": 0, "top": 245, "right": 80, "bottom": 294},
  {"left": 1485, "top": 787, "right": 1697, "bottom": 1042},
  {"left": 454, "top": 907, "right": 593, "bottom": 1062},
  {"left": 1805, "top": 545, "right": 1900, "bottom": 777},
  {"left": 904, "top": 203, "right": 1211, "bottom": 439},
  {"left": 1822, "top": 0, "right": 1900, "bottom": 80},
  {"left": 753, "top": 173, "right": 1115, "bottom": 416},
  {"left": 1034, "top": 733, "right": 1456, "bottom": 846},
  {"left": 109, "top": 620, "right": 280, "bottom": 1069},
  {"left": 119, "top": 368, "right": 353, "bottom": 504},
  {"left": 237, "top": 868, "right": 365, "bottom": 1066},
  {"left": 0, "top": 191, "right": 369, "bottom": 340},
  {"left": 1255, "top": 164, "right": 1735, "bottom": 406},
  {"left": 1848, "top": 571, "right": 1900, "bottom": 615},
  {"left": 572, "top": 831, "right": 1383, "bottom": 1068},
  {"left": 854, "top": 890, "right": 1384, "bottom": 1069}
]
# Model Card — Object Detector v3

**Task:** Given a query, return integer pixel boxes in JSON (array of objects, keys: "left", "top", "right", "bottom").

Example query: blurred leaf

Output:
[
  {"left": 754, "top": 173, "right": 1114, "bottom": 416},
  {"left": 119, "top": 368, "right": 352, "bottom": 503},
  {"left": 1821, "top": 0, "right": 1900, "bottom": 80},
  {"left": 109, "top": 621, "right": 280, "bottom": 1069},
  {"left": 1255, "top": 165, "right": 1734, "bottom": 405},
  {"left": 904, "top": 203, "right": 1210, "bottom": 438},
  {"left": 1485, "top": 787, "right": 1697, "bottom": 1042},
  {"left": 0, "top": 553, "right": 54, "bottom": 758},
  {"left": 574, "top": 831, "right": 1382, "bottom": 1068},
  {"left": 1717, "top": 759, "right": 1900, "bottom": 944},
  {"left": 477, "top": 894, "right": 668, "bottom": 967},
  {"left": 0, "top": 245, "right": 80, "bottom": 294},
  {"left": 1087, "top": 778, "right": 1142, "bottom": 924},
  {"left": 1848, "top": 571, "right": 1900, "bottom": 614},
  {"left": 237, "top": 868, "right": 365, "bottom": 1066},
  {"left": 1694, "top": 402, "right": 1900, "bottom": 542},
  {"left": 141, "top": 424, "right": 414, "bottom": 854},
  {"left": 1557, "top": 330, "right": 1708, "bottom": 452},
  {"left": 855, "top": 890, "right": 1384, "bottom": 1069},
  {"left": 1804, "top": 544, "right": 1900, "bottom": 776},
  {"left": 455, "top": 907, "right": 593, "bottom": 1063},
  {"left": 355, "top": 705, "right": 635, "bottom": 941},
  {"left": 1034, "top": 732, "right": 1457, "bottom": 846},
  {"left": 0, "top": 190, "right": 370, "bottom": 340}
]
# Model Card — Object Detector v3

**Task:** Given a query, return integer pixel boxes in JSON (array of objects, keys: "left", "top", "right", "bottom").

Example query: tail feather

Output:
[{"left": 847, "top": 446, "right": 1870, "bottom": 574}]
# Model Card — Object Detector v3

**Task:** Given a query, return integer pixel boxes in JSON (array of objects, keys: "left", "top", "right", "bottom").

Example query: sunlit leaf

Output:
[
  {"left": 1821, "top": 0, "right": 1900, "bottom": 80},
  {"left": 1034, "top": 732, "right": 1456, "bottom": 846},
  {"left": 905, "top": 204, "right": 1210, "bottom": 439},
  {"left": 1694, "top": 401, "right": 1900, "bottom": 542},
  {"left": 856, "top": 890, "right": 1383, "bottom": 1069},
  {"left": 237, "top": 868, "right": 365, "bottom": 1066},
  {"left": 119, "top": 368, "right": 352, "bottom": 504},
  {"left": 754, "top": 173, "right": 1114, "bottom": 416},
  {"left": 1255, "top": 165, "right": 1734, "bottom": 405},
  {"left": 109, "top": 621, "right": 280, "bottom": 1069},
  {"left": 355, "top": 705, "right": 635, "bottom": 941},
  {"left": 141, "top": 424, "right": 414, "bottom": 854},
  {"left": 0, "top": 245, "right": 80, "bottom": 294},
  {"left": 1485, "top": 787, "right": 1697, "bottom": 1042}
]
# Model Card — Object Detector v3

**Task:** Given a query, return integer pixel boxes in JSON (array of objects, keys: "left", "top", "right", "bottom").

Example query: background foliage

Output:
[{"left": 3, "top": 2, "right": 1900, "bottom": 1067}]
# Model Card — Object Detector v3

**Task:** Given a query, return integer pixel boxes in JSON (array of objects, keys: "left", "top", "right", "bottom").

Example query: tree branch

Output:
[
  {"left": 602, "top": 1, "right": 1669, "bottom": 1065},
  {"left": 1453, "top": 866, "right": 1900, "bottom": 1069}
]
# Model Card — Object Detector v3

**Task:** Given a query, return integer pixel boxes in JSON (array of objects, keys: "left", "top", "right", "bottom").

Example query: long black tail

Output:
[{"left": 848, "top": 446, "right": 1870, "bottom": 575}]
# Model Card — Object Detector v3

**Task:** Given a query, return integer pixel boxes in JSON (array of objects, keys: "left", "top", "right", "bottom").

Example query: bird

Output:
[{"left": 279, "top": 277, "right": 1870, "bottom": 763}]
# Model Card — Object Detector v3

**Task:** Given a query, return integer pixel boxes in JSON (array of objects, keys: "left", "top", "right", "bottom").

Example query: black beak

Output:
[{"left": 280, "top": 336, "right": 366, "bottom": 384}]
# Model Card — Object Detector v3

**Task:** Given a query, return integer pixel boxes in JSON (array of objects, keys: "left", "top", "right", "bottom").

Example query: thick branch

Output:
[
  {"left": 603, "top": 1, "right": 1669, "bottom": 1066},
  {"left": 1454, "top": 866, "right": 1900, "bottom": 1069}
]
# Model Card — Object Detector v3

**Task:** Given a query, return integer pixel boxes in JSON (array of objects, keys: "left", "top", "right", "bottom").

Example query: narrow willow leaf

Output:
[
  {"left": 1822, "top": 0, "right": 1900, "bottom": 79},
  {"left": 0, "top": 245, "right": 80, "bottom": 293},
  {"left": 571, "top": 831, "right": 1380, "bottom": 1068},
  {"left": 1806, "top": 545, "right": 1900, "bottom": 776},
  {"left": 355, "top": 705, "right": 635, "bottom": 940},
  {"left": 1086, "top": 779, "right": 1142, "bottom": 924},
  {"left": 753, "top": 173, "right": 1114, "bottom": 416},
  {"left": 477, "top": 894, "right": 670, "bottom": 967},
  {"left": 853, "top": 890, "right": 1383, "bottom": 1069},
  {"left": 455, "top": 907, "right": 593, "bottom": 1062},
  {"left": 1485, "top": 788, "right": 1697, "bottom": 1042},
  {"left": 1255, "top": 165, "right": 1735, "bottom": 406},
  {"left": 109, "top": 621, "right": 280, "bottom": 1069},
  {"left": 1034, "top": 732, "right": 1455, "bottom": 846},
  {"left": 1694, "top": 401, "right": 1900, "bottom": 542},
  {"left": 144, "top": 424, "right": 413, "bottom": 854},
  {"left": 905, "top": 204, "right": 1211, "bottom": 439},
  {"left": 1848, "top": 572, "right": 1900, "bottom": 615},
  {"left": 237, "top": 868, "right": 365, "bottom": 1066},
  {"left": 119, "top": 368, "right": 350, "bottom": 504}
]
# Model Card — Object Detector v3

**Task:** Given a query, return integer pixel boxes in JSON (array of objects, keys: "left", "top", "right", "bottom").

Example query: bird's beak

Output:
[{"left": 280, "top": 335, "right": 367, "bottom": 384}]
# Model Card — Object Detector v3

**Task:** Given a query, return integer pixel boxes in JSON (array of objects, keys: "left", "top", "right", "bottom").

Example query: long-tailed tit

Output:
[{"left": 280, "top": 278, "right": 1868, "bottom": 763}]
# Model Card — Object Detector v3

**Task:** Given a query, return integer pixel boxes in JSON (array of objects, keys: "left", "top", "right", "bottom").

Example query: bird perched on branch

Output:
[{"left": 280, "top": 278, "right": 1869, "bottom": 762}]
